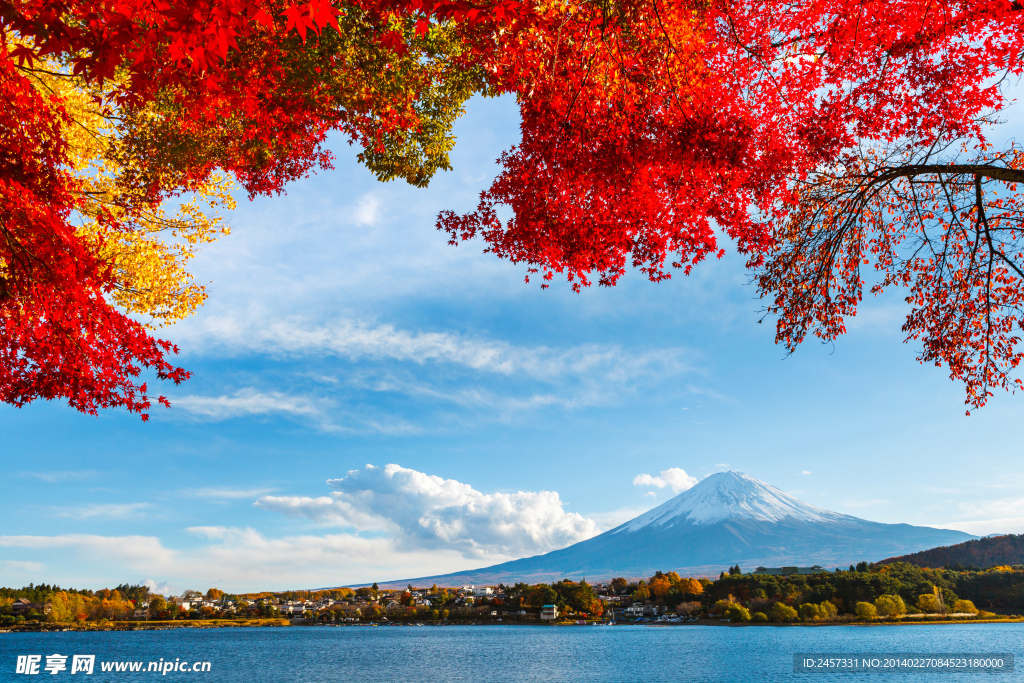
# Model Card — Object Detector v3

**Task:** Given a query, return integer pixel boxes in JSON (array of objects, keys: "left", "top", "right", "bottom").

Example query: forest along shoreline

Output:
[
  {"left": 4, "top": 561, "right": 1024, "bottom": 631},
  {"left": 4, "top": 616, "right": 1024, "bottom": 633}
]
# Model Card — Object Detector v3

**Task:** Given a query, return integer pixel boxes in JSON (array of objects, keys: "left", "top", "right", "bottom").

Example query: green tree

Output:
[
  {"left": 113, "top": 584, "right": 152, "bottom": 603},
  {"left": 953, "top": 599, "right": 979, "bottom": 615},
  {"left": 711, "top": 598, "right": 736, "bottom": 616},
  {"left": 770, "top": 602, "right": 798, "bottom": 623},
  {"left": 725, "top": 604, "right": 751, "bottom": 623},
  {"left": 917, "top": 593, "right": 941, "bottom": 614},
  {"left": 874, "top": 594, "right": 906, "bottom": 617},
  {"left": 752, "top": 612, "right": 768, "bottom": 623},
  {"left": 149, "top": 595, "right": 167, "bottom": 615},
  {"left": 49, "top": 592, "right": 92, "bottom": 624},
  {"left": 799, "top": 603, "right": 822, "bottom": 621},
  {"left": 564, "top": 581, "right": 597, "bottom": 612},
  {"left": 855, "top": 602, "right": 878, "bottom": 619},
  {"left": 526, "top": 585, "right": 558, "bottom": 608}
]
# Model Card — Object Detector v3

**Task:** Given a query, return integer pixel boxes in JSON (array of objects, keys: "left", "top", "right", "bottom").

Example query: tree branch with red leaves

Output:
[
  {"left": 758, "top": 140, "right": 1024, "bottom": 411},
  {"left": 4, "top": 0, "right": 1024, "bottom": 416}
]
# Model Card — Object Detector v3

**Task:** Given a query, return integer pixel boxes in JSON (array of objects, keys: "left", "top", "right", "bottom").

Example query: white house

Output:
[
  {"left": 540, "top": 605, "right": 559, "bottom": 620},
  {"left": 622, "top": 605, "right": 646, "bottom": 618}
]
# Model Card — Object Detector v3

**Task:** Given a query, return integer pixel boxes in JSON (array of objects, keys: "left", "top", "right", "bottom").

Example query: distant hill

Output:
[
  {"left": 877, "top": 534, "right": 1024, "bottom": 569},
  {"left": 369, "top": 471, "right": 975, "bottom": 588}
]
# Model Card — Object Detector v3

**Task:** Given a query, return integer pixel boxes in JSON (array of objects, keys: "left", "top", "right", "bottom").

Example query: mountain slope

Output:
[
  {"left": 375, "top": 471, "right": 976, "bottom": 587},
  {"left": 877, "top": 533, "right": 1024, "bottom": 569}
]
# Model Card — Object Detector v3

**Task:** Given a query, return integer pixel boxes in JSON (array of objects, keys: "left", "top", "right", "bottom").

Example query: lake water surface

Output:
[{"left": 2, "top": 623, "right": 1021, "bottom": 682}]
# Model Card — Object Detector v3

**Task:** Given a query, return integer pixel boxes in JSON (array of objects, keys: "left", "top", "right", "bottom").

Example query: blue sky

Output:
[{"left": 3, "top": 94, "right": 1024, "bottom": 594}]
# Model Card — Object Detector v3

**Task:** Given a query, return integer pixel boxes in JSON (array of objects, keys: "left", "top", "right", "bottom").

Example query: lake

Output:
[{"left": 1, "top": 623, "right": 1021, "bottom": 681}]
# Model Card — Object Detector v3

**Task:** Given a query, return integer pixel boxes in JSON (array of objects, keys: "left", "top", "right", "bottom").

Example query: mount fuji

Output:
[{"left": 382, "top": 471, "right": 975, "bottom": 586}]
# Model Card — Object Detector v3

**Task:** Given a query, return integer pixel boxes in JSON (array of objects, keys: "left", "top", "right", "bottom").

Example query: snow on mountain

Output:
[
  {"left": 368, "top": 470, "right": 977, "bottom": 587},
  {"left": 616, "top": 470, "right": 854, "bottom": 531}
]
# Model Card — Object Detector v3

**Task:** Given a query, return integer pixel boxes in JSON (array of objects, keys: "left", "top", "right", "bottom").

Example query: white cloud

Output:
[
  {"left": 173, "top": 389, "right": 323, "bottom": 420},
  {"left": 632, "top": 474, "right": 662, "bottom": 488},
  {"left": 798, "top": 470, "right": 812, "bottom": 476},
  {"left": 142, "top": 579, "right": 179, "bottom": 598},
  {"left": 20, "top": 471, "right": 98, "bottom": 483},
  {"left": 165, "top": 318, "right": 697, "bottom": 430},
  {"left": 0, "top": 530, "right": 469, "bottom": 592},
  {"left": 632, "top": 467, "right": 698, "bottom": 493},
  {"left": 587, "top": 505, "right": 656, "bottom": 529},
  {"left": 353, "top": 194, "right": 381, "bottom": 226},
  {"left": 256, "top": 463, "right": 600, "bottom": 560},
  {"left": 0, "top": 534, "right": 175, "bottom": 567},
  {"left": 938, "top": 497, "right": 1024, "bottom": 535},
  {"left": 180, "top": 317, "right": 691, "bottom": 384},
  {"left": 185, "top": 487, "right": 277, "bottom": 500},
  {"left": 941, "top": 517, "right": 1024, "bottom": 535},
  {"left": 184, "top": 528, "right": 471, "bottom": 587},
  {"left": 348, "top": 374, "right": 617, "bottom": 414},
  {"left": 955, "top": 497, "right": 1024, "bottom": 519},
  {"left": 0, "top": 560, "right": 46, "bottom": 573},
  {"left": 50, "top": 503, "right": 151, "bottom": 520}
]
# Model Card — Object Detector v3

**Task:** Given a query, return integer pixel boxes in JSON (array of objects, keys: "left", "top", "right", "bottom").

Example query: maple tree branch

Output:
[
  {"left": 976, "top": 174, "right": 1024, "bottom": 282},
  {"left": 869, "top": 163, "right": 1024, "bottom": 186},
  {"left": 976, "top": 174, "right": 996, "bottom": 383},
  {"left": 722, "top": 10, "right": 785, "bottom": 96},
  {"left": 770, "top": 33, "right": 814, "bottom": 49},
  {"left": 887, "top": 0, "right": 1024, "bottom": 59},
  {"left": 649, "top": 0, "right": 694, "bottom": 117},
  {"left": 0, "top": 216, "right": 46, "bottom": 279}
]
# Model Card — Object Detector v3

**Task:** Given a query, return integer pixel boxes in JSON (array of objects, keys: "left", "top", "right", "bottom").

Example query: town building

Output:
[
  {"left": 11, "top": 598, "right": 50, "bottom": 615},
  {"left": 751, "top": 565, "right": 826, "bottom": 575}
]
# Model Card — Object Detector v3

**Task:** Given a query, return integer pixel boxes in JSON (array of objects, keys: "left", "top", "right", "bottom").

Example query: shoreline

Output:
[
  {"left": 651, "top": 617, "right": 1024, "bottom": 627},
  {"left": 0, "top": 618, "right": 290, "bottom": 633},
  {"left": 3, "top": 616, "right": 1023, "bottom": 633}
]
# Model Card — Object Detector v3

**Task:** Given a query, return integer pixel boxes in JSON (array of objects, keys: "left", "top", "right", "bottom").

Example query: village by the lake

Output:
[{"left": 5, "top": 555, "right": 1024, "bottom": 631}]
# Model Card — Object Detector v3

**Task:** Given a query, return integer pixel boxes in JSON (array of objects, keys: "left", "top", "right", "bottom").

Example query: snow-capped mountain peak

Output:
[
  {"left": 616, "top": 470, "right": 851, "bottom": 532},
  {"left": 385, "top": 469, "right": 976, "bottom": 586}
]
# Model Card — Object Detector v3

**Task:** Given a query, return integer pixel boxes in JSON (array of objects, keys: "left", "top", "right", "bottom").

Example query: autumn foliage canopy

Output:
[{"left": 2, "top": 0, "right": 1024, "bottom": 415}]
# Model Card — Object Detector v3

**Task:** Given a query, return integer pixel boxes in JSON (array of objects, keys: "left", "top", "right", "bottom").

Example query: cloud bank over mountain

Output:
[{"left": 255, "top": 464, "right": 600, "bottom": 559}]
